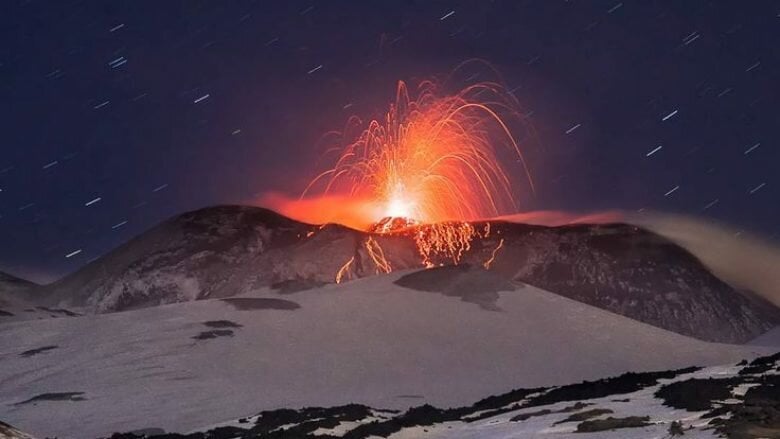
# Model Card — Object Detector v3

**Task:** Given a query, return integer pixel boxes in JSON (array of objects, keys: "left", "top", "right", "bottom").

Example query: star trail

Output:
[{"left": 0, "top": 1, "right": 777, "bottom": 282}]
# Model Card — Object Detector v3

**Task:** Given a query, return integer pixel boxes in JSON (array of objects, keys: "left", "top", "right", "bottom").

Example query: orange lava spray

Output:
[
  {"left": 304, "top": 80, "right": 533, "bottom": 224},
  {"left": 300, "top": 65, "right": 534, "bottom": 275}
]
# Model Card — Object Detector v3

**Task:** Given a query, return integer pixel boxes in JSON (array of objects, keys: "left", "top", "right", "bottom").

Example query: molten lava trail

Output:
[{"left": 299, "top": 65, "right": 534, "bottom": 277}]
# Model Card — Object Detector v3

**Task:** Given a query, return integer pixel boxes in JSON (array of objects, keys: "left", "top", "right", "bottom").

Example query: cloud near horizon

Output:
[
  {"left": 626, "top": 212, "right": 780, "bottom": 308},
  {"left": 500, "top": 209, "right": 780, "bottom": 308}
]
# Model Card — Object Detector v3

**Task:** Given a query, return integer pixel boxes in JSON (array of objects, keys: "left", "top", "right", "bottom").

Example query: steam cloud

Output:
[
  {"left": 502, "top": 210, "right": 780, "bottom": 308},
  {"left": 628, "top": 212, "right": 780, "bottom": 308}
]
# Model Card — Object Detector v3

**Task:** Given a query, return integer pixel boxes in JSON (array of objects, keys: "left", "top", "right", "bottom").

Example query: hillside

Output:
[
  {"left": 0, "top": 270, "right": 771, "bottom": 438},
  {"left": 34, "top": 205, "right": 779, "bottom": 343}
]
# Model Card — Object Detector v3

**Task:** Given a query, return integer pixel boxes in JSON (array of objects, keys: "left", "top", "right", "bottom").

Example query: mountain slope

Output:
[
  {"left": 43, "top": 206, "right": 314, "bottom": 311},
  {"left": 472, "top": 221, "right": 780, "bottom": 344},
  {"left": 39, "top": 205, "right": 778, "bottom": 343},
  {"left": 0, "top": 272, "right": 38, "bottom": 316},
  {"left": 0, "top": 271, "right": 771, "bottom": 438}
]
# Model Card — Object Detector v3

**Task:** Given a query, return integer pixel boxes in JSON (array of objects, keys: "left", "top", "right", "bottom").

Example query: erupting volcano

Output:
[
  {"left": 294, "top": 69, "right": 535, "bottom": 270},
  {"left": 303, "top": 75, "right": 534, "bottom": 228}
]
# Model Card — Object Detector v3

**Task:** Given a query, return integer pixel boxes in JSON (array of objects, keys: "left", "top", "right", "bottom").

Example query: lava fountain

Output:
[
  {"left": 302, "top": 78, "right": 534, "bottom": 231},
  {"left": 290, "top": 69, "right": 535, "bottom": 275}
]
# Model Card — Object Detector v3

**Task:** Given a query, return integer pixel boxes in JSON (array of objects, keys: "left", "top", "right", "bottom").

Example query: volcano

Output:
[
  {"left": 18, "top": 205, "right": 778, "bottom": 343},
  {"left": 1, "top": 205, "right": 779, "bottom": 438}
]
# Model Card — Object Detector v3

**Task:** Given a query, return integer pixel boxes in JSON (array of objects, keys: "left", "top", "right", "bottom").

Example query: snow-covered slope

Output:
[
  {"left": 0, "top": 270, "right": 771, "bottom": 438},
  {"left": 750, "top": 326, "right": 780, "bottom": 347},
  {"left": 0, "top": 272, "right": 35, "bottom": 309},
  {"left": 0, "top": 272, "right": 56, "bottom": 323},
  {"left": 37, "top": 206, "right": 779, "bottom": 343},
  {"left": 129, "top": 352, "right": 779, "bottom": 439},
  {"left": 0, "top": 270, "right": 84, "bottom": 324}
]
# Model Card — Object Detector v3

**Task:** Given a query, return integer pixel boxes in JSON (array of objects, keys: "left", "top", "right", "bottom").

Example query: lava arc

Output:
[
  {"left": 302, "top": 75, "right": 534, "bottom": 231},
  {"left": 297, "top": 69, "right": 535, "bottom": 271}
]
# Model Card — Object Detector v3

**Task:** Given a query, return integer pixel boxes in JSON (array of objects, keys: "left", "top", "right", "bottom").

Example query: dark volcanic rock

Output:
[
  {"left": 220, "top": 297, "right": 300, "bottom": 311},
  {"left": 107, "top": 353, "right": 780, "bottom": 439},
  {"left": 510, "top": 409, "right": 553, "bottom": 422},
  {"left": 394, "top": 264, "right": 516, "bottom": 310},
  {"left": 739, "top": 351, "right": 780, "bottom": 375},
  {"left": 19, "top": 345, "right": 58, "bottom": 357},
  {"left": 14, "top": 392, "right": 86, "bottom": 405},
  {"left": 554, "top": 408, "right": 614, "bottom": 424},
  {"left": 510, "top": 402, "right": 593, "bottom": 423},
  {"left": 192, "top": 329, "right": 234, "bottom": 340},
  {"left": 202, "top": 320, "right": 243, "bottom": 328},
  {"left": 719, "top": 375, "right": 780, "bottom": 438},
  {"left": 657, "top": 377, "right": 741, "bottom": 412},
  {"left": 575, "top": 416, "right": 651, "bottom": 432}
]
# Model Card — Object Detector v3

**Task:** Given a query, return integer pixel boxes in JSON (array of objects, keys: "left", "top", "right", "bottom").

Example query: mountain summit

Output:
[{"left": 32, "top": 205, "right": 779, "bottom": 343}]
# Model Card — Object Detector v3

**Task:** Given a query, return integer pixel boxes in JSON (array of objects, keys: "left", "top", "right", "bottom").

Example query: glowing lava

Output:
[
  {"left": 367, "top": 216, "right": 419, "bottom": 234},
  {"left": 303, "top": 75, "right": 533, "bottom": 226},
  {"left": 297, "top": 65, "right": 534, "bottom": 275}
]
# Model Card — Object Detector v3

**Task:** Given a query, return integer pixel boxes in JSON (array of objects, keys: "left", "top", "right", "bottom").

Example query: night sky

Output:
[{"left": 1, "top": 1, "right": 778, "bottom": 283}]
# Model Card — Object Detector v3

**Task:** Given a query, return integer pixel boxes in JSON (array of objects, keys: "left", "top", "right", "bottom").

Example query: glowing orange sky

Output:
[
  {"left": 259, "top": 192, "right": 383, "bottom": 230},
  {"left": 266, "top": 67, "right": 538, "bottom": 230}
]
